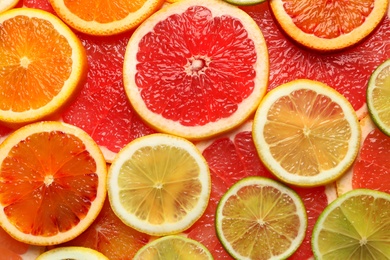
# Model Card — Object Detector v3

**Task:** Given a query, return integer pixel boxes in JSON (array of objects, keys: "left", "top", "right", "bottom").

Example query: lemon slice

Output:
[
  {"left": 36, "top": 247, "right": 108, "bottom": 259},
  {"left": 215, "top": 176, "right": 307, "bottom": 260},
  {"left": 252, "top": 79, "right": 361, "bottom": 187},
  {"left": 367, "top": 59, "right": 390, "bottom": 136},
  {"left": 312, "top": 188, "right": 390, "bottom": 259},
  {"left": 107, "top": 133, "right": 211, "bottom": 236},
  {"left": 133, "top": 235, "right": 213, "bottom": 259}
]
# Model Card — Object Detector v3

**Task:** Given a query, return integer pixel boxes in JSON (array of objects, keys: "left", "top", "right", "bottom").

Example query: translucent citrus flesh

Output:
[
  {"left": 60, "top": 198, "right": 150, "bottom": 259},
  {"left": 219, "top": 181, "right": 305, "bottom": 259},
  {"left": 352, "top": 128, "right": 390, "bottom": 193},
  {"left": 0, "top": 15, "right": 72, "bottom": 112},
  {"left": 0, "top": 131, "right": 98, "bottom": 237},
  {"left": 135, "top": 5, "right": 258, "bottom": 127},
  {"left": 282, "top": 0, "right": 375, "bottom": 38},
  {"left": 315, "top": 192, "right": 390, "bottom": 259},
  {"left": 264, "top": 89, "right": 352, "bottom": 176},
  {"left": 370, "top": 63, "right": 390, "bottom": 129},
  {"left": 134, "top": 236, "right": 212, "bottom": 259},
  {"left": 63, "top": 0, "right": 144, "bottom": 23},
  {"left": 118, "top": 145, "right": 203, "bottom": 225}
]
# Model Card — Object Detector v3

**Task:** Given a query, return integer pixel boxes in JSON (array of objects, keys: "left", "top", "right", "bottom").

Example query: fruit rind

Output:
[
  {"left": 36, "top": 246, "right": 109, "bottom": 260},
  {"left": 215, "top": 176, "right": 307, "bottom": 260},
  {"left": 311, "top": 188, "right": 390, "bottom": 259},
  {"left": 0, "top": 121, "right": 107, "bottom": 245},
  {"left": 367, "top": 59, "right": 390, "bottom": 136},
  {"left": 108, "top": 133, "right": 211, "bottom": 236},
  {"left": 253, "top": 79, "right": 361, "bottom": 187},
  {"left": 123, "top": 0, "right": 269, "bottom": 140}
]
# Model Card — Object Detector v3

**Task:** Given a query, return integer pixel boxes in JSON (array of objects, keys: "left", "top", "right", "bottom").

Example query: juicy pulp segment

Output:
[
  {"left": 0, "top": 15, "right": 72, "bottom": 112},
  {"left": 282, "top": 0, "right": 375, "bottom": 38},
  {"left": 0, "top": 131, "right": 98, "bottom": 236}
]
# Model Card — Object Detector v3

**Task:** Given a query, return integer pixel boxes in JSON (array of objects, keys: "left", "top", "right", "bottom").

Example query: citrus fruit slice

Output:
[
  {"left": 367, "top": 59, "right": 390, "bottom": 136},
  {"left": 312, "top": 188, "right": 390, "bottom": 259},
  {"left": 59, "top": 197, "right": 151, "bottom": 259},
  {"left": 48, "top": 0, "right": 164, "bottom": 35},
  {"left": 108, "top": 133, "right": 211, "bottom": 236},
  {"left": 252, "top": 79, "right": 361, "bottom": 187},
  {"left": 0, "top": 0, "right": 19, "bottom": 13},
  {"left": 0, "top": 8, "right": 87, "bottom": 127},
  {"left": 123, "top": 0, "right": 269, "bottom": 140},
  {"left": 0, "top": 121, "right": 107, "bottom": 246},
  {"left": 36, "top": 246, "right": 108, "bottom": 260},
  {"left": 269, "top": 0, "right": 389, "bottom": 51},
  {"left": 215, "top": 176, "right": 307, "bottom": 260},
  {"left": 133, "top": 235, "right": 213, "bottom": 259}
]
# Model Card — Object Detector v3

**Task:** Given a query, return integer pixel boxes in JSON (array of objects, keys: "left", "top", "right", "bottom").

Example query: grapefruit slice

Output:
[
  {"left": 269, "top": 0, "right": 389, "bottom": 51},
  {"left": 58, "top": 197, "right": 150, "bottom": 259},
  {"left": 123, "top": 0, "right": 269, "bottom": 140},
  {"left": 0, "top": 8, "right": 87, "bottom": 127},
  {"left": 108, "top": 133, "right": 211, "bottom": 236},
  {"left": 312, "top": 188, "right": 390, "bottom": 259},
  {"left": 48, "top": 0, "right": 165, "bottom": 35},
  {"left": 0, "top": 121, "right": 107, "bottom": 246},
  {"left": 252, "top": 79, "right": 361, "bottom": 187},
  {"left": 215, "top": 176, "right": 307, "bottom": 259}
]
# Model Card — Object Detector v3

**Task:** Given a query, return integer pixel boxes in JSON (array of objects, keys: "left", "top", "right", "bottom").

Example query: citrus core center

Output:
[
  {"left": 44, "top": 175, "right": 54, "bottom": 186},
  {"left": 186, "top": 56, "right": 210, "bottom": 75},
  {"left": 20, "top": 56, "right": 31, "bottom": 69}
]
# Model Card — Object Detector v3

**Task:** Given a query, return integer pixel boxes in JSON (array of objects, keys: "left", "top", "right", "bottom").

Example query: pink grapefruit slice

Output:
[{"left": 123, "top": 0, "right": 269, "bottom": 140}]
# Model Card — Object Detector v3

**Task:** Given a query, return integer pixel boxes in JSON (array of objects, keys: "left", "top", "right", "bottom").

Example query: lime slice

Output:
[
  {"left": 215, "top": 176, "right": 307, "bottom": 259},
  {"left": 36, "top": 246, "right": 108, "bottom": 259},
  {"left": 107, "top": 133, "right": 211, "bottom": 236},
  {"left": 223, "top": 0, "right": 267, "bottom": 6},
  {"left": 133, "top": 235, "right": 213, "bottom": 259},
  {"left": 312, "top": 188, "right": 390, "bottom": 259},
  {"left": 367, "top": 59, "right": 390, "bottom": 136}
]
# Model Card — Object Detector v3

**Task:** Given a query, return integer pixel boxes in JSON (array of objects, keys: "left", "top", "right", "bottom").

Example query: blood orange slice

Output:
[
  {"left": 123, "top": 0, "right": 269, "bottom": 140},
  {"left": 269, "top": 0, "right": 389, "bottom": 52},
  {"left": 0, "top": 121, "right": 107, "bottom": 246}
]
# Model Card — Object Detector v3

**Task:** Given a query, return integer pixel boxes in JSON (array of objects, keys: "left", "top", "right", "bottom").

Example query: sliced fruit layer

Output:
[
  {"left": 367, "top": 58, "right": 390, "bottom": 136},
  {"left": 124, "top": 0, "right": 269, "bottom": 140},
  {"left": 0, "top": 8, "right": 87, "bottom": 126},
  {"left": 48, "top": 0, "right": 165, "bottom": 35},
  {"left": 0, "top": 121, "right": 107, "bottom": 245},
  {"left": 253, "top": 79, "right": 361, "bottom": 187},
  {"left": 270, "top": 0, "right": 389, "bottom": 51},
  {"left": 215, "top": 176, "right": 307, "bottom": 259},
  {"left": 134, "top": 235, "right": 213, "bottom": 259},
  {"left": 312, "top": 188, "right": 390, "bottom": 259},
  {"left": 37, "top": 246, "right": 108, "bottom": 260},
  {"left": 0, "top": 0, "right": 19, "bottom": 13},
  {"left": 108, "top": 133, "right": 211, "bottom": 236}
]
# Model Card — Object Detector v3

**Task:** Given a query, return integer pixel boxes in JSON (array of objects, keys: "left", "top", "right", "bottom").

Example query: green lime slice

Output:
[
  {"left": 367, "top": 59, "right": 390, "bottom": 136},
  {"left": 133, "top": 235, "right": 213, "bottom": 259},
  {"left": 223, "top": 0, "right": 267, "bottom": 5},
  {"left": 215, "top": 176, "right": 307, "bottom": 259},
  {"left": 312, "top": 188, "right": 390, "bottom": 259}
]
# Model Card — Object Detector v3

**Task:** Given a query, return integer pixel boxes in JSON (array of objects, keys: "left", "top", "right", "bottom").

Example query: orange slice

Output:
[
  {"left": 0, "top": 121, "right": 107, "bottom": 246},
  {"left": 269, "top": 0, "right": 389, "bottom": 51},
  {"left": 123, "top": 0, "right": 269, "bottom": 140},
  {"left": 0, "top": 0, "right": 19, "bottom": 13},
  {"left": 48, "top": 0, "right": 165, "bottom": 35},
  {"left": 0, "top": 8, "right": 87, "bottom": 127}
]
